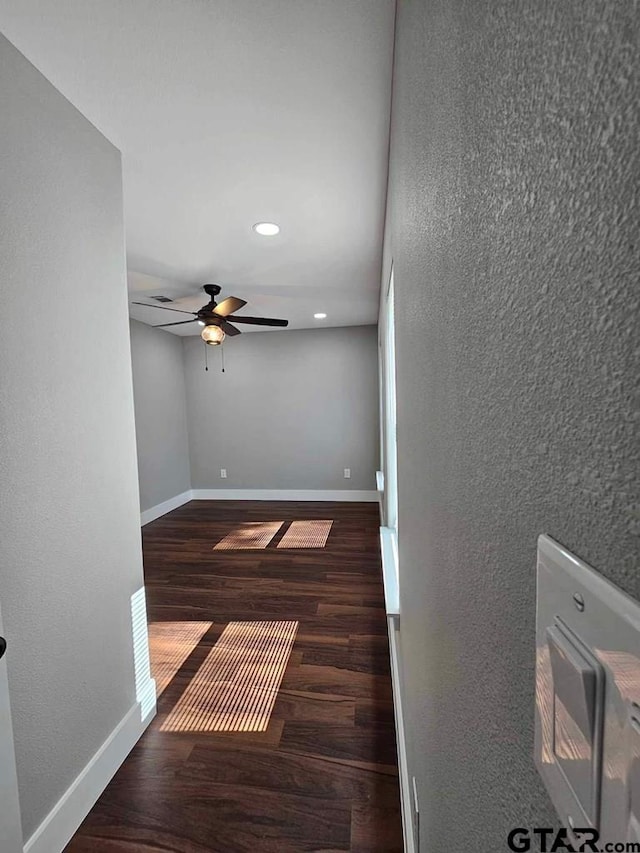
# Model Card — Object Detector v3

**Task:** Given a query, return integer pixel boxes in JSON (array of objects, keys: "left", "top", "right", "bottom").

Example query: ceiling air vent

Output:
[{"left": 150, "top": 295, "right": 173, "bottom": 303}]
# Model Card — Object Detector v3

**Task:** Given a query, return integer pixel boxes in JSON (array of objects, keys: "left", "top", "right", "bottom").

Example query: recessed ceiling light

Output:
[
  {"left": 314, "top": 313, "right": 327, "bottom": 319},
  {"left": 253, "top": 222, "right": 280, "bottom": 236}
]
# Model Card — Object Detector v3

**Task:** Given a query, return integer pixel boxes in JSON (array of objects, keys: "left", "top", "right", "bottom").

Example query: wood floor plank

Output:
[
  {"left": 280, "top": 663, "right": 393, "bottom": 699},
  {"left": 280, "top": 722, "right": 399, "bottom": 767},
  {"left": 272, "top": 689, "right": 357, "bottom": 724},
  {"left": 180, "top": 742, "right": 400, "bottom": 802},
  {"left": 65, "top": 500, "right": 401, "bottom": 852},
  {"left": 351, "top": 802, "right": 404, "bottom": 853}
]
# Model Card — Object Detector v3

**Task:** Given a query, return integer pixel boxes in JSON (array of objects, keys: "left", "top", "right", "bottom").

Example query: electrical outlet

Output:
[
  {"left": 343, "top": 468, "right": 351, "bottom": 479},
  {"left": 412, "top": 777, "right": 420, "bottom": 849},
  {"left": 220, "top": 468, "right": 227, "bottom": 479}
]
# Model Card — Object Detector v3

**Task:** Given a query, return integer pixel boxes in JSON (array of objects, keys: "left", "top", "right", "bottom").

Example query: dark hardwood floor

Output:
[{"left": 66, "top": 501, "right": 403, "bottom": 852}]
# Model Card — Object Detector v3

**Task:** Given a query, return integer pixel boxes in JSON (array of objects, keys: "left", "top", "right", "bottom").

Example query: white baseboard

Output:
[
  {"left": 191, "top": 488, "right": 378, "bottom": 502},
  {"left": 388, "top": 616, "right": 416, "bottom": 853},
  {"left": 140, "top": 488, "right": 379, "bottom": 526},
  {"left": 24, "top": 700, "right": 156, "bottom": 853},
  {"left": 140, "top": 489, "right": 192, "bottom": 525}
]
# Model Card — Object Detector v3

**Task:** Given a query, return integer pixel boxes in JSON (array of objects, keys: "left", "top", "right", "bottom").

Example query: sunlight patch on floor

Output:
[
  {"left": 160, "top": 620, "right": 299, "bottom": 733},
  {"left": 149, "top": 621, "right": 213, "bottom": 697},
  {"left": 277, "top": 519, "right": 333, "bottom": 548},
  {"left": 213, "top": 521, "right": 284, "bottom": 550}
]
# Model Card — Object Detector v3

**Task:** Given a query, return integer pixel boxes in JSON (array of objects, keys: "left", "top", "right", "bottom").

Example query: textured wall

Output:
[
  {"left": 183, "top": 326, "right": 379, "bottom": 491},
  {"left": 0, "top": 35, "right": 145, "bottom": 838},
  {"left": 386, "top": 1, "right": 640, "bottom": 849},
  {"left": 130, "top": 320, "right": 191, "bottom": 512}
]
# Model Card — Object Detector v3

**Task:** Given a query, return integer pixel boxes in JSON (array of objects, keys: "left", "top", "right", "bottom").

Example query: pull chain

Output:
[{"left": 203, "top": 342, "right": 225, "bottom": 373}]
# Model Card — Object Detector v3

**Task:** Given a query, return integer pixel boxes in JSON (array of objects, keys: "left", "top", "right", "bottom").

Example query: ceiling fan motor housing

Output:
[{"left": 203, "top": 284, "right": 222, "bottom": 297}]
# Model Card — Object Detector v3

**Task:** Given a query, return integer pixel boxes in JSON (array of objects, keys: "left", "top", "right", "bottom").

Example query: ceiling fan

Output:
[{"left": 132, "top": 284, "right": 288, "bottom": 346}]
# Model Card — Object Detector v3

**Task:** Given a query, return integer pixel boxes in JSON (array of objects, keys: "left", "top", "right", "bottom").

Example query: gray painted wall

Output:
[
  {"left": 0, "top": 36, "right": 145, "bottom": 838},
  {"left": 130, "top": 320, "right": 191, "bottom": 512},
  {"left": 183, "top": 326, "right": 379, "bottom": 491},
  {"left": 385, "top": 2, "right": 640, "bottom": 850}
]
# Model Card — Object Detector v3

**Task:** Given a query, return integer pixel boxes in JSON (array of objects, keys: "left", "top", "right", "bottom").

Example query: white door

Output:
[{"left": 0, "top": 601, "right": 23, "bottom": 853}]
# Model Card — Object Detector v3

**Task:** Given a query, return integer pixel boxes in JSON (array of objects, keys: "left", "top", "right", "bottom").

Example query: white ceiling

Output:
[{"left": 0, "top": 0, "right": 395, "bottom": 334}]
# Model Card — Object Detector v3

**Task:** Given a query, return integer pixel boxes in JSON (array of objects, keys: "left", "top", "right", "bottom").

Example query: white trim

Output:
[
  {"left": 376, "top": 470, "right": 385, "bottom": 524},
  {"left": 24, "top": 699, "right": 155, "bottom": 853},
  {"left": 388, "top": 616, "right": 415, "bottom": 853},
  {"left": 191, "top": 489, "right": 378, "bottom": 502},
  {"left": 380, "top": 526, "right": 400, "bottom": 617},
  {"left": 380, "top": 523, "right": 411, "bottom": 850},
  {"left": 140, "top": 489, "right": 192, "bottom": 525}
]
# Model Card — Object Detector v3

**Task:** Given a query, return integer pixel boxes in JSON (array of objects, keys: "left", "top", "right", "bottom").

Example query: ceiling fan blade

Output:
[
  {"left": 220, "top": 320, "right": 241, "bottom": 336},
  {"left": 131, "top": 302, "right": 196, "bottom": 316},
  {"left": 153, "top": 319, "right": 198, "bottom": 328},
  {"left": 228, "top": 315, "right": 288, "bottom": 327},
  {"left": 213, "top": 296, "right": 247, "bottom": 317}
]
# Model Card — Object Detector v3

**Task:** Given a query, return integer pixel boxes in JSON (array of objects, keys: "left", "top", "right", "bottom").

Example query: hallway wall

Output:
[
  {"left": 130, "top": 320, "right": 191, "bottom": 512},
  {"left": 0, "top": 35, "right": 147, "bottom": 841},
  {"left": 385, "top": 2, "right": 640, "bottom": 849},
  {"left": 183, "top": 326, "right": 379, "bottom": 492}
]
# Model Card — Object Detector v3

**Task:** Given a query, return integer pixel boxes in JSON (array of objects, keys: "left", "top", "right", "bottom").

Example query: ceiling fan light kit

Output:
[{"left": 201, "top": 325, "right": 225, "bottom": 346}]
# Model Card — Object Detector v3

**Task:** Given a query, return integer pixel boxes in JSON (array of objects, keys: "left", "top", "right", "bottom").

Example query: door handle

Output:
[{"left": 0, "top": 637, "right": 6, "bottom": 660}]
